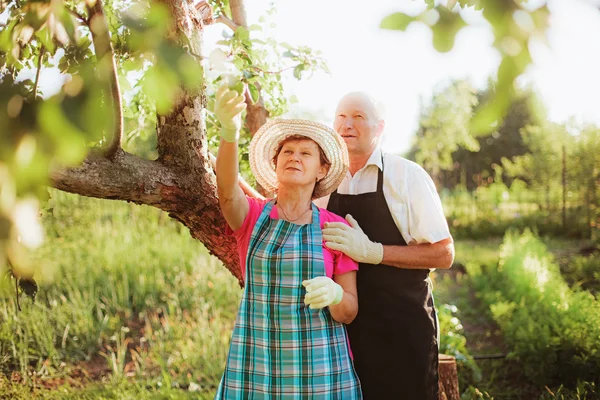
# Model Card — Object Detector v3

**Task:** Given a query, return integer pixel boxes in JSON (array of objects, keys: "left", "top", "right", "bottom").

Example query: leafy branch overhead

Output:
[{"left": 381, "top": 0, "right": 550, "bottom": 134}]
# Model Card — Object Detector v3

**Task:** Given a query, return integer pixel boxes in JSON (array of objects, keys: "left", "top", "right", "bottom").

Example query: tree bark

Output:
[{"left": 438, "top": 354, "right": 460, "bottom": 400}]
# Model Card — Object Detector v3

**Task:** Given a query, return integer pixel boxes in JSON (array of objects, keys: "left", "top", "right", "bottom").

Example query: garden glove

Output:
[
  {"left": 323, "top": 214, "right": 384, "bottom": 264},
  {"left": 214, "top": 82, "right": 246, "bottom": 142},
  {"left": 302, "top": 276, "right": 344, "bottom": 309}
]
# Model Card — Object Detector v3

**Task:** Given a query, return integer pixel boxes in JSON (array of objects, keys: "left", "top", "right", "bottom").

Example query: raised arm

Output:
[
  {"left": 214, "top": 84, "right": 249, "bottom": 231},
  {"left": 209, "top": 152, "right": 265, "bottom": 200}
]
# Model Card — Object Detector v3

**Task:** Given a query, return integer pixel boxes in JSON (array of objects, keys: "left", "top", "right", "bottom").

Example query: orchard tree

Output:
[
  {"left": 407, "top": 80, "right": 479, "bottom": 187},
  {"left": 0, "top": 0, "right": 327, "bottom": 287}
]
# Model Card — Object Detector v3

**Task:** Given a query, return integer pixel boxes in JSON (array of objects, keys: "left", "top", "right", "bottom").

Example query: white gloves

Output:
[
  {"left": 323, "top": 214, "right": 384, "bottom": 264},
  {"left": 302, "top": 276, "right": 344, "bottom": 309},
  {"left": 214, "top": 82, "right": 246, "bottom": 142}
]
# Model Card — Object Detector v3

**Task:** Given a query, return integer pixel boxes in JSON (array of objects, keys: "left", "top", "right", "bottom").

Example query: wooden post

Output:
[{"left": 438, "top": 354, "right": 460, "bottom": 400}]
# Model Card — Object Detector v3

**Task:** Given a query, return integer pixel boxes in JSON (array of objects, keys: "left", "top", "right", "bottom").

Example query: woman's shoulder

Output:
[
  {"left": 247, "top": 196, "right": 273, "bottom": 209},
  {"left": 317, "top": 207, "right": 350, "bottom": 226}
]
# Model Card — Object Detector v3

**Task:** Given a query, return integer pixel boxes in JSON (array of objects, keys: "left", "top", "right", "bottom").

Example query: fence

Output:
[{"left": 441, "top": 184, "right": 599, "bottom": 240}]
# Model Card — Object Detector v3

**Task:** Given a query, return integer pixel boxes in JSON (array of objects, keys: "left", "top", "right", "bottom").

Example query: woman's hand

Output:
[
  {"left": 302, "top": 276, "right": 344, "bottom": 309},
  {"left": 214, "top": 83, "right": 246, "bottom": 142}
]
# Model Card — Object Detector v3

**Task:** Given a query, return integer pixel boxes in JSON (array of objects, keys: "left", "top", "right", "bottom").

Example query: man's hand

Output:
[
  {"left": 214, "top": 83, "right": 246, "bottom": 142},
  {"left": 323, "top": 214, "right": 383, "bottom": 264},
  {"left": 302, "top": 277, "right": 344, "bottom": 309}
]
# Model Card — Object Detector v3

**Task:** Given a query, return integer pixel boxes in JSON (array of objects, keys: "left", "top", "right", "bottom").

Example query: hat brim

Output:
[{"left": 249, "top": 119, "right": 349, "bottom": 199}]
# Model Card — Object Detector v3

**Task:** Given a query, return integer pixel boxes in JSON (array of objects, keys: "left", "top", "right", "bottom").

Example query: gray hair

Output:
[{"left": 337, "top": 91, "right": 386, "bottom": 122}]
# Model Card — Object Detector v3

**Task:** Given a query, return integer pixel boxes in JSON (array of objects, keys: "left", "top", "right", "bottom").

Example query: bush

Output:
[{"left": 468, "top": 230, "right": 600, "bottom": 386}]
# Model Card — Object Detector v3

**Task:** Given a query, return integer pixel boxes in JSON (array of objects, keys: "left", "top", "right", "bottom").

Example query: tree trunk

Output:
[
  {"left": 51, "top": 0, "right": 244, "bottom": 286},
  {"left": 438, "top": 354, "right": 460, "bottom": 400}
]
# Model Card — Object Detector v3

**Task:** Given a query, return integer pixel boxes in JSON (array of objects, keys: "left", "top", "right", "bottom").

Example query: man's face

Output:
[{"left": 333, "top": 93, "right": 383, "bottom": 158}]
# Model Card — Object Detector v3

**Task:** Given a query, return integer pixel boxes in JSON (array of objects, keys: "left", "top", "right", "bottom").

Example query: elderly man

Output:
[{"left": 316, "top": 91, "right": 455, "bottom": 400}]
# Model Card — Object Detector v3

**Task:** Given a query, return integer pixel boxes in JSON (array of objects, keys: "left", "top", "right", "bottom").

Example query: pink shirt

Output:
[{"left": 227, "top": 197, "right": 359, "bottom": 282}]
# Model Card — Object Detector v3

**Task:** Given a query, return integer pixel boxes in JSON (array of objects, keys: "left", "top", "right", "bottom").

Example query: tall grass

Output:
[{"left": 0, "top": 190, "right": 241, "bottom": 397}]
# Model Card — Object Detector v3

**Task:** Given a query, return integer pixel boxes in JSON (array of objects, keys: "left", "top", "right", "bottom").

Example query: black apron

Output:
[{"left": 327, "top": 157, "right": 439, "bottom": 400}]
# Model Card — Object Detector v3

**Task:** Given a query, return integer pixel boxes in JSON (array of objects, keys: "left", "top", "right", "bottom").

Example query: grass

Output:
[{"left": 0, "top": 190, "right": 241, "bottom": 398}]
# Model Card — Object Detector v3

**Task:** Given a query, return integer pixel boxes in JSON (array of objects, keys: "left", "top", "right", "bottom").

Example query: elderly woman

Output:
[{"left": 213, "top": 83, "right": 362, "bottom": 399}]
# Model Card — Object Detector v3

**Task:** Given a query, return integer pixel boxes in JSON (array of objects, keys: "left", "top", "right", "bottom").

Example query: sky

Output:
[
  {"left": 5, "top": 0, "right": 600, "bottom": 155},
  {"left": 203, "top": 0, "right": 600, "bottom": 154}
]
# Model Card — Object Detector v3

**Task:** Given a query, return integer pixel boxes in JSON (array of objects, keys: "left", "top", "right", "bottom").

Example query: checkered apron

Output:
[{"left": 215, "top": 200, "right": 362, "bottom": 399}]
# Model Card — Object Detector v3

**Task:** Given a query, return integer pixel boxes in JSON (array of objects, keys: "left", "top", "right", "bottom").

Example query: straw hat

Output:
[{"left": 249, "top": 119, "right": 349, "bottom": 198}]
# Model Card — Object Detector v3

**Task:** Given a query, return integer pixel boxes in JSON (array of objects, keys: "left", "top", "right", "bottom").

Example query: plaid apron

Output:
[{"left": 215, "top": 200, "right": 362, "bottom": 399}]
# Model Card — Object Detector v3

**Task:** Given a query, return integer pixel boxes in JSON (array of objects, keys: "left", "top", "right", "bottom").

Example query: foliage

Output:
[
  {"left": 203, "top": 4, "right": 328, "bottom": 177},
  {"left": 539, "top": 380, "right": 598, "bottom": 400},
  {"left": 502, "top": 123, "right": 600, "bottom": 239},
  {"left": 443, "top": 178, "right": 596, "bottom": 240},
  {"left": 408, "top": 81, "right": 539, "bottom": 190},
  {"left": 0, "top": 0, "right": 201, "bottom": 278},
  {"left": 437, "top": 303, "right": 481, "bottom": 389},
  {"left": 560, "top": 251, "right": 600, "bottom": 295},
  {"left": 381, "top": 0, "right": 551, "bottom": 134},
  {"left": 467, "top": 230, "right": 600, "bottom": 386},
  {"left": 408, "top": 80, "right": 479, "bottom": 185}
]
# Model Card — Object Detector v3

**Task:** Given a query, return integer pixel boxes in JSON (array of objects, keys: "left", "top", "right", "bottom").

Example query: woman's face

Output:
[{"left": 275, "top": 139, "right": 328, "bottom": 192}]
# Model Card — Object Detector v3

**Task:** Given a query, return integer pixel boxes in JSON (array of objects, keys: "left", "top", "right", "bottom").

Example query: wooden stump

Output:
[{"left": 438, "top": 354, "right": 460, "bottom": 400}]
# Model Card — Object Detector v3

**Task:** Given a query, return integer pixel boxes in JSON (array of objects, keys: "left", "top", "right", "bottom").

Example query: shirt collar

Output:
[{"left": 364, "top": 146, "right": 383, "bottom": 171}]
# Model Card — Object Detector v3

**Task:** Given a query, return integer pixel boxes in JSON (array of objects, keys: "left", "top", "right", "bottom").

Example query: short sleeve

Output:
[
  {"left": 226, "top": 196, "right": 269, "bottom": 240},
  {"left": 407, "top": 167, "right": 451, "bottom": 244},
  {"left": 333, "top": 252, "right": 359, "bottom": 275},
  {"left": 318, "top": 208, "right": 359, "bottom": 276}
]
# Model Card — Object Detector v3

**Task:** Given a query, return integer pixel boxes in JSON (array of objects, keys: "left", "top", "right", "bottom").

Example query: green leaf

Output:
[
  {"left": 380, "top": 12, "right": 417, "bottom": 31},
  {"left": 282, "top": 50, "right": 294, "bottom": 58},
  {"left": 38, "top": 101, "right": 88, "bottom": 165},
  {"left": 34, "top": 27, "right": 56, "bottom": 54},
  {"left": 59, "top": 9, "right": 78, "bottom": 43},
  {"left": 293, "top": 64, "right": 305, "bottom": 80},
  {"left": 470, "top": 96, "right": 509, "bottom": 135},
  {"left": 431, "top": 8, "right": 467, "bottom": 53},
  {"left": 248, "top": 83, "right": 259, "bottom": 104},
  {"left": 142, "top": 67, "right": 178, "bottom": 114},
  {"left": 234, "top": 26, "right": 249, "bottom": 42}
]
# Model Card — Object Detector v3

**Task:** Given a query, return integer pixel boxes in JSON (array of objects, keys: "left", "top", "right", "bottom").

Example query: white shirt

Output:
[{"left": 316, "top": 147, "right": 451, "bottom": 245}]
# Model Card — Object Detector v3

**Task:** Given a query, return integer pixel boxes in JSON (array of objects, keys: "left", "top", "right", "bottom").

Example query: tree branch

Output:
[
  {"left": 215, "top": 14, "right": 238, "bottom": 31},
  {"left": 87, "top": 0, "right": 122, "bottom": 159},
  {"left": 51, "top": 150, "right": 174, "bottom": 206},
  {"left": 250, "top": 64, "right": 295, "bottom": 75},
  {"left": 229, "top": 0, "right": 247, "bottom": 28},
  {"left": 227, "top": 0, "right": 268, "bottom": 135},
  {"left": 51, "top": 148, "right": 243, "bottom": 285},
  {"left": 33, "top": 45, "right": 44, "bottom": 99},
  {"left": 66, "top": 6, "right": 88, "bottom": 24}
]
